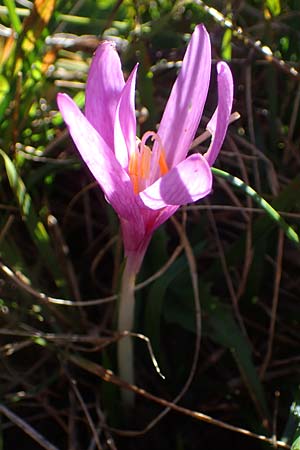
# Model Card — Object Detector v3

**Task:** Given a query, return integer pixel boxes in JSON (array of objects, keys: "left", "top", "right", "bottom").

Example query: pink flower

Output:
[{"left": 57, "top": 25, "right": 233, "bottom": 272}]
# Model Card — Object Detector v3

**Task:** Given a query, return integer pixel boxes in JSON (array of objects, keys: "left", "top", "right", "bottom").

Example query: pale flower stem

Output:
[{"left": 117, "top": 252, "right": 141, "bottom": 407}]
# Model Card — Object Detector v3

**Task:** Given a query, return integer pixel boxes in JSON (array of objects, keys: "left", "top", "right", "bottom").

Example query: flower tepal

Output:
[{"left": 57, "top": 24, "right": 233, "bottom": 266}]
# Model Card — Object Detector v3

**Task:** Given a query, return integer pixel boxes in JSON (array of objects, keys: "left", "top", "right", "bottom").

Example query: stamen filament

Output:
[
  {"left": 128, "top": 131, "right": 169, "bottom": 194},
  {"left": 159, "top": 150, "right": 168, "bottom": 175},
  {"left": 140, "top": 144, "right": 151, "bottom": 178},
  {"left": 128, "top": 151, "right": 139, "bottom": 194}
]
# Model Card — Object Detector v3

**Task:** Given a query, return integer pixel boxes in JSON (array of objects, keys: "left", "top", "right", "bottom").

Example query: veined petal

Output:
[
  {"left": 57, "top": 93, "right": 142, "bottom": 225},
  {"left": 155, "top": 24, "right": 211, "bottom": 170},
  {"left": 139, "top": 153, "right": 212, "bottom": 210},
  {"left": 151, "top": 205, "right": 179, "bottom": 231},
  {"left": 85, "top": 42, "right": 125, "bottom": 149},
  {"left": 114, "top": 64, "right": 138, "bottom": 168},
  {"left": 204, "top": 61, "right": 233, "bottom": 166},
  {"left": 120, "top": 216, "right": 152, "bottom": 258}
]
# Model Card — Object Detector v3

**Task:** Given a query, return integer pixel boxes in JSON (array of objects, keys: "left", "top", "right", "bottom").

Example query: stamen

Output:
[
  {"left": 159, "top": 151, "right": 168, "bottom": 175},
  {"left": 140, "top": 144, "right": 151, "bottom": 178},
  {"left": 128, "top": 131, "right": 169, "bottom": 194},
  {"left": 128, "top": 151, "right": 139, "bottom": 194},
  {"left": 142, "top": 131, "right": 169, "bottom": 177},
  {"left": 140, "top": 131, "right": 157, "bottom": 148}
]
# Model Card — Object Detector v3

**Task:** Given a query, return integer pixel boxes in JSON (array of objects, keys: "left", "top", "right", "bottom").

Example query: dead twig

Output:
[
  {"left": 68, "top": 354, "right": 290, "bottom": 449},
  {"left": 260, "top": 230, "right": 285, "bottom": 379},
  {"left": 0, "top": 403, "right": 59, "bottom": 450}
]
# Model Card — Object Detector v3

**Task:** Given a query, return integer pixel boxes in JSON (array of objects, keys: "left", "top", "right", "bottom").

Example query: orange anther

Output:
[
  {"left": 128, "top": 151, "right": 139, "bottom": 194},
  {"left": 158, "top": 150, "right": 168, "bottom": 175},
  {"left": 140, "top": 145, "right": 151, "bottom": 178},
  {"left": 128, "top": 132, "right": 169, "bottom": 194}
]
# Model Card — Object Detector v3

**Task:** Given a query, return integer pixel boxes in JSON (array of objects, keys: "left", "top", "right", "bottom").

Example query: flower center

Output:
[{"left": 128, "top": 131, "right": 169, "bottom": 194}]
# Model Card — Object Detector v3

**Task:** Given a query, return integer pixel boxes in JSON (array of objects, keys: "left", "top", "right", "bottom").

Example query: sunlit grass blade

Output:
[
  {"left": 282, "top": 395, "right": 300, "bottom": 446},
  {"left": 20, "top": 0, "right": 56, "bottom": 54},
  {"left": 3, "top": 0, "right": 22, "bottom": 33},
  {"left": 221, "top": 28, "right": 232, "bottom": 61},
  {"left": 212, "top": 167, "right": 299, "bottom": 245},
  {"left": 266, "top": 0, "right": 281, "bottom": 16},
  {"left": 0, "top": 149, "right": 66, "bottom": 289}
]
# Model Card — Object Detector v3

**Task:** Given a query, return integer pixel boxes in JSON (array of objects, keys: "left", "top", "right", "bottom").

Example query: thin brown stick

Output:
[
  {"left": 0, "top": 403, "right": 59, "bottom": 450},
  {"left": 94, "top": 393, "right": 117, "bottom": 450},
  {"left": 190, "top": 112, "right": 240, "bottom": 150},
  {"left": 91, "top": 235, "right": 118, "bottom": 281},
  {"left": 0, "top": 214, "right": 14, "bottom": 244},
  {"left": 260, "top": 230, "right": 285, "bottom": 379},
  {"left": 62, "top": 181, "right": 97, "bottom": 229},
  {"left": 135, "top": 244, "right": 183, "bottom": 290},
  {"left": 226, "top": 136, "right": 253, "bottom": 301},
  {"left": 272, "top": 391, "right": 280, "bottom": 448},
  {"left": 185, "top": 204, "right": 300, "bottom": 219},
  {"left": 206, "top": 205, "right": 247, "bottom": 336},
  {"left": 194, "top": 0, "right": 300, "bottom": 80},
  {"left": 69, "top": 377, "right": 103, "bottom": 450},
  {"left": 47, "top": 214, "right": 82, "bottom": 305},
  {"left": 68, "top": 354, "right": 290, "bottom": 449},
  {"left": 68, "top": 389, "right": 78, "bottom": 450},
  {"left": 0, "top": 244, "right": 182, "bottom": 307},
  {"left": 0, "top": 328, "right": 114, "bottom": 344},
  {"left": 232, "top": 134, "right": 279, "bottom": 195},
  {"left": 245, "top": 58, "right": 261, "bottom": 193},
  {"left": 216, "top": 177, "right": 248, "bottom": 220},
  {"left": 287, "top": 83, "right": 300, "bottom": 143}
]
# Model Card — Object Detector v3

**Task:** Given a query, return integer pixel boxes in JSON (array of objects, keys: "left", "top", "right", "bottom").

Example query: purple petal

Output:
[
  {"left": 57, "top": 93, "right": 143, "bottom": 228},
  {"left": 139, "top": 153, "right": 212, "bottom": 210},
  {"left": 120, "top": 217, "right": 152, "bottom": 259},
  {"left": 155, "top": 24, "right": 211, "bottom": 170},
  {"left": 85, "top": 42, "right": 125, "bottom": 149},
  {"left": 151, "top": 205, "right": 179, "bottom": 231},
  {"left": 121, "top": 206, "right": 178, "bottom": 256},
  {"left": 204, "top": 61, "right": 233, "bottom": 166},
  {"left": 114, "top": 64, "right": 138, "bottom": 168}
]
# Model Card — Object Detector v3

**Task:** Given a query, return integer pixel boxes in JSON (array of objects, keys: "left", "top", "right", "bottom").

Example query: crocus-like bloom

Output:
[{"left": 57, "top": 24, "right": 233, "bottom": 272}]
